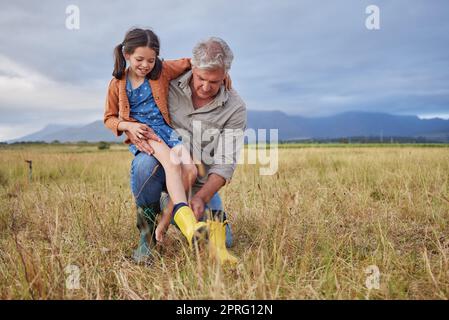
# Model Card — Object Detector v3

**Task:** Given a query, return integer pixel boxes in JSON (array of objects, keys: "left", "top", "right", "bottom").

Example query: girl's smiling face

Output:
[{"left": 125, "top": 46, "right": 157, "bottom": 78}]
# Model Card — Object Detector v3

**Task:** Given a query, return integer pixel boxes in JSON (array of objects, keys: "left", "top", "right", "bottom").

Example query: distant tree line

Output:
[
  {"left": 1, "top": 141, "right": 120, "bottom": 149},
  {"left": 281, "top": 136, "right": 449, "bottom": 144}
]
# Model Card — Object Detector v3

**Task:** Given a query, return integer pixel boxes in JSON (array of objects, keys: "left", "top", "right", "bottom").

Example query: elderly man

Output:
[{"left": 127, "top": 37, "right": 246, "bottom": 263}]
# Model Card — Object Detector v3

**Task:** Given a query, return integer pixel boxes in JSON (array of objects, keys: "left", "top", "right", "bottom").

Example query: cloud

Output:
[
  {"left": 0, "top": 54, "right": 104, "bottom": 111},
  {"left": 0, "top": 54, "right": 105, "bottom": 139},
  {"left": 0, "top": 0, "right": 449, "bottom": 140}
]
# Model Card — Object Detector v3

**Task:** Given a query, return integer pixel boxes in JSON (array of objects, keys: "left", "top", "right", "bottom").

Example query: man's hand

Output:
[
  {"left": 189, "top": 174, "right": 226, "bottom": 220},
  {"left": 190, "top": 195, "right": 206, "bottom": 220}
]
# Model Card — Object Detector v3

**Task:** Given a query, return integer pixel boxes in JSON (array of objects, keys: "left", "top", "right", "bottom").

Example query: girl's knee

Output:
[{"left": 164, "top": 155, "right": 182, "bottom": 175}]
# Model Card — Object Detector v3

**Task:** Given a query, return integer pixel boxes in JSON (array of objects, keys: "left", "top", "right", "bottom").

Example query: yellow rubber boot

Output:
[
  {"left": 173, "top": 206, "right": 208, "bottom": 248},
  {"left": 207, "top": 219, "right": 238, "bottom": 266}
]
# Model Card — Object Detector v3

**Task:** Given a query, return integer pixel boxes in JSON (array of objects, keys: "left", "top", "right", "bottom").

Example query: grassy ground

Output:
[{"left": 1, "top": 144, "right": 449, "bottom": 299}]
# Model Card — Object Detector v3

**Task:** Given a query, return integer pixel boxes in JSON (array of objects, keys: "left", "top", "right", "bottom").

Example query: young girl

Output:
[{"left": 104, "top": 28, "right": 206, "bottom": 247}]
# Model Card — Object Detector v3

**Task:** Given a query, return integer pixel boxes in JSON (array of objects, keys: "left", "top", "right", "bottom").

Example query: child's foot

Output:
[{"left": 155, "top": 221, "right": 169, "bottom": 243}]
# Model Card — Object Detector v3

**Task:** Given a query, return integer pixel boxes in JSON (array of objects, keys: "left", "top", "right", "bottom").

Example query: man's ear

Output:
[{"left": 223, "top": 72, "right": 232, "bottom": 90}]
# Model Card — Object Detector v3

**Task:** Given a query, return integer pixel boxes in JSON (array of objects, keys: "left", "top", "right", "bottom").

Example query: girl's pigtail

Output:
[{"left": 112, "top": 43, "right": 126, "bottom": 79}]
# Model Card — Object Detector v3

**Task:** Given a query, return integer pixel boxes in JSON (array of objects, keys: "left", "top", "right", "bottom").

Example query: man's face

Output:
[{"left": 191, "top": 67, "right": 226, "bottom": 100}]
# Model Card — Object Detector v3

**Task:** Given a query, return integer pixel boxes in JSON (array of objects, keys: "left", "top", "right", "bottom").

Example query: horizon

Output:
[{"left": 4, "top": 110, "right": 449, "bottom": 143}]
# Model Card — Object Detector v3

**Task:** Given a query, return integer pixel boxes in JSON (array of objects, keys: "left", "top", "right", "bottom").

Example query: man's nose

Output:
[{"left": 202, "top": 82, "right": 210, "bottom": 92}]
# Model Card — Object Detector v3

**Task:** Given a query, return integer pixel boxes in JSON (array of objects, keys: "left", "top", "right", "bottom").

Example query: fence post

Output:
[{"left": 25, "top": 160, "right": 32, "bottom": 182}]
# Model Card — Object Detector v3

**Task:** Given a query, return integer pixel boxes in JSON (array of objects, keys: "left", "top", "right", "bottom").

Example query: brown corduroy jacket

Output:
[{"left": 103, "top": 58, "right": 191, "bottom": 144}]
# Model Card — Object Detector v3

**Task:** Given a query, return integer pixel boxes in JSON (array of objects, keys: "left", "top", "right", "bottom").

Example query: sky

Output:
[{"left": 1, "top": 0, "right": 449, "bottom": 141}]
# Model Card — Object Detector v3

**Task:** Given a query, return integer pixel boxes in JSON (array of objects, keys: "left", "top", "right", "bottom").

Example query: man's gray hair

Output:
[{"left": 191, "top": 37, "right": 234, "bottom": 72}]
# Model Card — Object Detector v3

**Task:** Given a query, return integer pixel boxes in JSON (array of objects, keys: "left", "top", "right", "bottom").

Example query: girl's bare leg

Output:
[
  {"left": 148, "top": 140, "right": 187, "bottom": 202},
  {"left": 155, "top": 144, "right": 197, "bottom": 243},
  {"left": 146, "top": 140, "right": 187, "bottom": 243},
  {"left": 173, "top": 144, "right": 198, "bottom": 199}
]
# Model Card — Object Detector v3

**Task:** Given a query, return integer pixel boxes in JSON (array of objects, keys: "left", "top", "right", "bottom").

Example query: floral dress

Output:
[{"left": 126, "top": 76, "right": 182, "bottom": 155}]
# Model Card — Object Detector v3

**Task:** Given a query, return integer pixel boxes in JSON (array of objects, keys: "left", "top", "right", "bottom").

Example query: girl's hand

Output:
[
  {"left": 126, "top": 122, "right": 153, "bottom": 140},
  {"left": 124, "top": 122, "right": 161, "bottom": 155},
  {"left": 130, "top": 133, "right": 155, "bottom": 155}
]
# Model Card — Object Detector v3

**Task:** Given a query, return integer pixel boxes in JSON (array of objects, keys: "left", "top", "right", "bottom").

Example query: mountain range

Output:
[{"left": 7, "top": 111, "right": 449, "bottom": 143}]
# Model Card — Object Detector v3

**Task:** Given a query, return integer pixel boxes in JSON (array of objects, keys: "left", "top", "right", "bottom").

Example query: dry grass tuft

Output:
[{"left": 1, "top": 144, "right": 449, "bottom": 299}]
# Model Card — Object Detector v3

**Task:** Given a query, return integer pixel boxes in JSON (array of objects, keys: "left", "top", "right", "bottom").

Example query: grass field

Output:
[{"left": 1, "top": 144, "right": 449, "bottom": 299}]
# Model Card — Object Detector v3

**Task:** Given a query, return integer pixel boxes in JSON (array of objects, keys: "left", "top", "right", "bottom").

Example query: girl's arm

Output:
[
  {"left": 103, "top": 79, "right": 123, "bottom": 137},
  {"left": 162, "top": 58, "right": 192, "bottom": 81}
]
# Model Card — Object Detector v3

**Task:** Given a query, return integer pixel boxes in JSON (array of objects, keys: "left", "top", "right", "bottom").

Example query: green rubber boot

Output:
[{"left": 132, "top": 203, "right": 159, "bottom": 264}]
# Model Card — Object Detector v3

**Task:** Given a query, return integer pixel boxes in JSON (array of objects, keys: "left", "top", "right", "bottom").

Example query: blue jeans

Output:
[
  {"left": 130, "top": 152, "right": 167, "bottom": 208},
  {"left": 130, "top": 152, "right": 233, "bottom": 250}
]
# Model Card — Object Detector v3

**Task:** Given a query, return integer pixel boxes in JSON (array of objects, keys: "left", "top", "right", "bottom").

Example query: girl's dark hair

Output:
[{"left": 112, "top": 28, "right": 163, "bottom": 80}]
